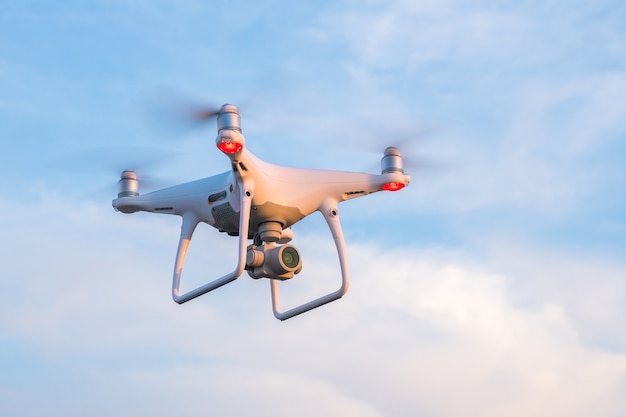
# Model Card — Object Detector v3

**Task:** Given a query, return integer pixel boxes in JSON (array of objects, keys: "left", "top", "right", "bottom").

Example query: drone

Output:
[{"left": 112, "top": 104, "right": 411, "bottom": 320}]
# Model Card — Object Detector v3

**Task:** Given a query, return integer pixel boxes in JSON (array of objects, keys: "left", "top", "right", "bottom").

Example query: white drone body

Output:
[{"left": 112, "top": 104, "right": 410, "bottom": 320}]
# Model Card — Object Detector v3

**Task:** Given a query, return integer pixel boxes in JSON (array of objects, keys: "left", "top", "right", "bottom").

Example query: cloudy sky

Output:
[{"left": 1, "top": 1, "right": 625, "bottom": 416}]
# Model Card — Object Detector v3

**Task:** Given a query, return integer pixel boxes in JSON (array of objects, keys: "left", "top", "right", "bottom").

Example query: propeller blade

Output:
[
  {"left": 352, "top": 125, "right": 450, "bottom": 175},
  {"left": 45, "top": 144, "right": 183, "bottom": 195},
  {"left": 192, "top": 108, "right": 221, "bottom": 122},
  {"left": 143, "top": 90, "right": 224, "bottom": 132}
]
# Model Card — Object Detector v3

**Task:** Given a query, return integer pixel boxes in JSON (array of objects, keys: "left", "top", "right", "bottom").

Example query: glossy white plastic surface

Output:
[{"left": 112, "top": 104, "right": 410, "bottom": 320}]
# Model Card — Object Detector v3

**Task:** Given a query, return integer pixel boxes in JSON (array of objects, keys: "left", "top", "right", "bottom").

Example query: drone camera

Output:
[
  {"left": 246, "top": 243, "right": 303, "bottom": 280},
  {"left": 271, "top": 245, "right": 301, "bottom": 273}
]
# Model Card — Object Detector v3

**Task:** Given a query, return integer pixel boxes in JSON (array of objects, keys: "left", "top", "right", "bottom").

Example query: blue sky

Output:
[{"left": 1, "top": 1, "right": 626, "bottom": 416}]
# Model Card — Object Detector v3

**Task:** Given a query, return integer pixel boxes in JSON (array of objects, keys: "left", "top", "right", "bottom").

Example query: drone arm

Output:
[
  {"left": 270, "top": 199, "right": 350, "bottom": 321},
  {"left": 171, "top": 183, "right": 253, "bottom": 304}
]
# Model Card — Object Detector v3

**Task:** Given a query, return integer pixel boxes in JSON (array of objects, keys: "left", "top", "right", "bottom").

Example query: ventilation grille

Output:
[{"left": 212, "top": 202, "right": 240, "bottom": 235}]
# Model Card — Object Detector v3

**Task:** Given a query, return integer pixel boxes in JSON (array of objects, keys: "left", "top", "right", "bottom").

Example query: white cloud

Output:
[
  {"left": 298, "top": 0, "right": 626, "bottom": 218},
  {"left": 340, "top": 243, "right": 626, "bottom": 417},
  {"left": 2, "top": 2, "right": 625, "bottom": 416},
  {"left": 2, "top": 195, "right": 625, "bottom": 416},
  {"left": 127, "top": 366, "right": 384, "bottom": 417},
  {"left": 314, "top": 0, "right": 527, "bottom": 70}
]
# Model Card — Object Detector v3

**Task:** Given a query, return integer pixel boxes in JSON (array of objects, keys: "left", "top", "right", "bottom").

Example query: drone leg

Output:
[
  {"left": 270, "top": 199, "right": 350, "bottom": 320},
  {"left": 171, "top": 184, "right": 254, "bottom": 303}
]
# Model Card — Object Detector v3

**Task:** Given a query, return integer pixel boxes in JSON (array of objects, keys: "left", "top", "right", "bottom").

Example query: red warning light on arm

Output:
[
  {"left": 381, "top": 182, "right": 405, "bottom": 192},
  {"left": 218, "top": 141, "right": 243, "bottom": 154}
]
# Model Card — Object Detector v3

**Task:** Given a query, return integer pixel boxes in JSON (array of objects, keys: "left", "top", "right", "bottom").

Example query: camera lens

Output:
[{"left": 281, "top": 246, "right": 300, "bottom": 269}]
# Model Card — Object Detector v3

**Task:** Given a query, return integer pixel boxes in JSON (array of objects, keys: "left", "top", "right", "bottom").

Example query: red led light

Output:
[
  {"left": 218, "top": 141, "right": 243, "bottom": 154},
  {"left": 382, "top": 182, "right": 405, "bottom": 192}
]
